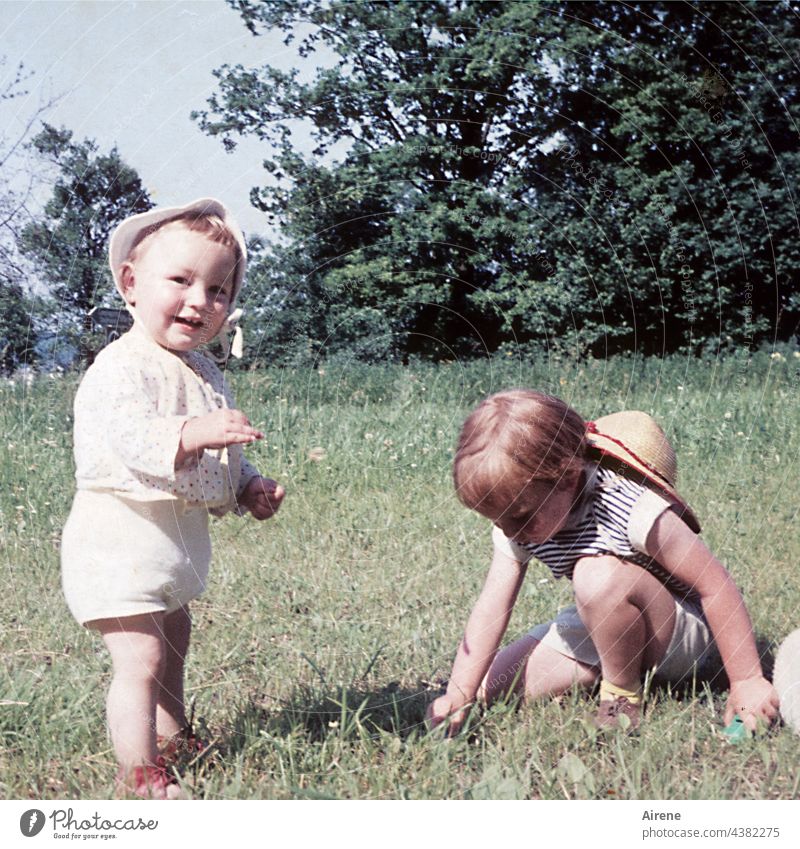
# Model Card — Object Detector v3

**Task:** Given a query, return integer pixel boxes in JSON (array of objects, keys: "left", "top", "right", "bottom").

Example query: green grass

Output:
[{"left": 1, "top": 350, "right": 799, "bottom": 799}]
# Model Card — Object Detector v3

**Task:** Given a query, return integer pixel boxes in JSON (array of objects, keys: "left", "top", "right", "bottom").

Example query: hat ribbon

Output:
[
  {"left": 211, "top": 308, "right": 244, "bottom": 362},
  {"left": 585, "top": 421, "right": 672, "bottom": 487},
  {"left": 123, "top": 301, "right": 244, "bottom": 361}
]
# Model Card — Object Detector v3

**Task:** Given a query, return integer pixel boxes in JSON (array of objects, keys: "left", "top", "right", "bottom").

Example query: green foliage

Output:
[
  {"left": 0, "top": 58, "right": 47, "bottom": 374},
  {"left": 196, "top": 0, "right": 799, "bottom": 361},
  {"left": 0, "top": 276, "right": 35, "bottom": 373},
  {"left": 19, "top": 124, "right": 151, "bottom": 363},
  {"left": 536, "top": 1, "right": 800, "bottom": 355}
]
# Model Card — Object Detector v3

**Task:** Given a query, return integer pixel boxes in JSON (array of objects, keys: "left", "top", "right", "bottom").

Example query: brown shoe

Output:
[{"left": 594, "top": 696, "right": 641, "bottom": 731}]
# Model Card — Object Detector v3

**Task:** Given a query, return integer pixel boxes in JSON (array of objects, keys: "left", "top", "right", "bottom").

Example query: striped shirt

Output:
[{"left": 492, "top": 464, "right": 699, "bottom": 601}]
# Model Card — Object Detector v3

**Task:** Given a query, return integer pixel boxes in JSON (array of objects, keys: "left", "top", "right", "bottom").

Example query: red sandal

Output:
[{"left": 116, "top": 756, "right": 186, "bottom": 800}]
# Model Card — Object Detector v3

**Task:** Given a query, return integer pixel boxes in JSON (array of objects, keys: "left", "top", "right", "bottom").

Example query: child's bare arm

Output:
[
  {"left": 646, "top": 508, "right": 779, "bottom": 730},
  {"left": 426, "top": 548, "right": 527, "bottom": 734}
]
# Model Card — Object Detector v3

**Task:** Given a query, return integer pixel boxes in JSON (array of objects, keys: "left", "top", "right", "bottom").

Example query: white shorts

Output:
[
  {"left": 528, "top": 595, "right": 716, "bottom": 683},
  {"left": 61, "top": 491, "right": 211, "bottom": 627}
]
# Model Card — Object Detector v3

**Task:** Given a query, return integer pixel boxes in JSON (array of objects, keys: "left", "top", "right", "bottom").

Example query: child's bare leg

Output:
[
  {"left": 572, "top": 556, "right": 676, "bottom": 692},
  {"left": 156, "top": 605, "right": 191, "bottom": 738},
  {"left": 93, "top": 613, "right": 166, "bottom": 769},
  {"left": 479, "top": 635, "right": 599, "bottom": 703}
]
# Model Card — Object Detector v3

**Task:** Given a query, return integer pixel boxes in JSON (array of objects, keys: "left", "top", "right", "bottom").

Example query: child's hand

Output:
[
  {"left": 725, "top": 676, "right": 780, "bottom": 731},
  {"left": 182, "top": 410, "right": 264, "bottom": 453},
  {"left": 425, "top": 692, "right": 472, "bottom": 737},
  {"left": 239, "top": 476, "right": 285, "bottom": 520}
]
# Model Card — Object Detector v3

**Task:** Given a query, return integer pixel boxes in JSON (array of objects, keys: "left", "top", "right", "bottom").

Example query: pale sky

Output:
[{"left": 1, "top": 0, "right": 323, "bottom": 236}]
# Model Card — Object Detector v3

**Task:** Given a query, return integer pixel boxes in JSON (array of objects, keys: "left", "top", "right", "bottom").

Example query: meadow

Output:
[{"left": 1, "top": 350, "right": 799, "bottom": 800}]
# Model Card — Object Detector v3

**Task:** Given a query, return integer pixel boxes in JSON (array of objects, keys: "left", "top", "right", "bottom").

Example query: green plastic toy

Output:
[{"left": 722, "top": 715, "right": 750, "bottom": 743}]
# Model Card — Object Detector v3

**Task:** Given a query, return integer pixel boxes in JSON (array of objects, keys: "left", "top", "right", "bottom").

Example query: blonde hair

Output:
[
  {"left": 453, "top": 390, "right": 586, "bottom": 514},
  {"left": 127, "top": 212, "right": 244, "bottom": 286}
]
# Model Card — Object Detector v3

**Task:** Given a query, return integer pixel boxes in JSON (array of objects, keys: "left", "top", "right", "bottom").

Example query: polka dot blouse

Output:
[{"left": 72, "top": 324, "right": 260, "bottom": 515}]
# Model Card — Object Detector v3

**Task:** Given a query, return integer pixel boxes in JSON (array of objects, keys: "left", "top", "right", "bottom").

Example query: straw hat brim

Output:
[{"left": 586, "top": 429, "right": 701, "bottom": 534}]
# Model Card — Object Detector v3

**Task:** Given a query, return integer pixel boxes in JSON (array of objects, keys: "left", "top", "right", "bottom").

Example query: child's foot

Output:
[
  {"left": 593, "top": 696, "right": 641, "bottom": 731},
  {"left": 116, "top": 758, "right": 186, "bottom": 800}
]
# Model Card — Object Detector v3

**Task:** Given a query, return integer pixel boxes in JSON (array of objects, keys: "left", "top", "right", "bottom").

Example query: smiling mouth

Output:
[{"left": 174, "top": 317, "right": 204, "bottom": 329}]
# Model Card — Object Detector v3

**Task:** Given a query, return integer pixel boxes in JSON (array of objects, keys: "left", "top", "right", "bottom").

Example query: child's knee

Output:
[
  {"left": 479, "top": 638, "right": 537, "bottom": 703},
  {"left": 101, "top": 624, "right": 167, "bottom": 682},
  {"left": 478, "top": 665, "right": 520, "bottom": 702},
  {"left": 120, "top": 639, "right": 166, "bottom": 682},
  {"left": 573, "top": 556, "right": 630, "bottom": 610}
]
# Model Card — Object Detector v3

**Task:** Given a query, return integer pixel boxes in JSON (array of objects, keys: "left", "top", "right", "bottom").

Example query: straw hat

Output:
[{"left": 585, "top": 411, "right": 701, "bottom": 533}]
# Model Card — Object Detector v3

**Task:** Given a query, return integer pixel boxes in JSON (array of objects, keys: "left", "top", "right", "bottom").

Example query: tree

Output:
[
  {"left": 196, "top": 0, "right": 800, "bottom": 360},
  {"left": 195, "top": 0, "right": 566, "bottom": 360},
  {"left": 0, "top": 278, "right": 34, "bottom": 373},
  {"left": 20, "top": 124, "right": 152, "bottom": 363},
  {"left": 0, "top": 58, "right": 51, "bottom": 373},
  {"left": 526, "top": 1, "right": 800, "bottom": 355}
]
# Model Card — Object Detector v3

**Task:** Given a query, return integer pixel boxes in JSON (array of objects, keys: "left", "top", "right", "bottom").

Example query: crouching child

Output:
[{"left": 427, "top": 390, "right": 779, "bottom": 733}]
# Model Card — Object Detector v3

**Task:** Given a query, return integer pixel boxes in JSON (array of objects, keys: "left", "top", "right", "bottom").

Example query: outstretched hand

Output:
[
  {"left": 176, "top": 410, "right": 263, "bottom": 469},
  {"left": 183, "top": 409, "right": 263, "bottom": 452},
  {"left": 239, "top": 476, "right": 285, "bottom": 520},
  {"left": 425, "top": 692, "right": 472, "bottom": 737},
  {"left": 725, "top": 676, "right": 780, "bottom": 731}
]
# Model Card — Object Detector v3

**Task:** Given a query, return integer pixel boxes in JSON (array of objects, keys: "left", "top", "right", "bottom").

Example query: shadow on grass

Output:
[
  {"left": 203, "top": 636, "right": 778, "bottom": 767},
  {"left": 218, "top": 681, "right": 435, "bottom": 759}
]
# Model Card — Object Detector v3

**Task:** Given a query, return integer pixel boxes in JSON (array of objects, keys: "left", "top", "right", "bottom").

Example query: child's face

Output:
[
  {"left": 486, "top": 467, "right": 583, "bottom": 545},
  {"left": 120, "top": 225, "right": 237, "bottom": 352}
]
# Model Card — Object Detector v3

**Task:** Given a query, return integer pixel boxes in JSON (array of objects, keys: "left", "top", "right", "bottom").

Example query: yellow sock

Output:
[{"left": 600, "top": 679, "right": 642, "bottom": 705}]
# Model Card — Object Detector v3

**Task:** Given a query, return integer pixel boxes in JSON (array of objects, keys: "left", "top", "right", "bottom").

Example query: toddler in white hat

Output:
[{"left": 61, "top": 198, "right": 285, "bottom": 798}]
